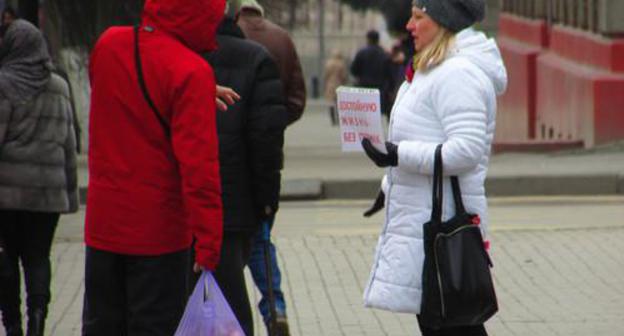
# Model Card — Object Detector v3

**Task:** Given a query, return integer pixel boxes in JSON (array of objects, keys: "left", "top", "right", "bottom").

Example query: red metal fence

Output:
[
  {"left": 501, "top": 0, "right": 610, "bottom": 35},
  {"left": 495, "top": 0, "right": 624, "bottom": 150}
]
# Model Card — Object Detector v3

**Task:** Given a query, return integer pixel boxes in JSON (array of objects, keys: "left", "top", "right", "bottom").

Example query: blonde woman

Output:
[{"left": 360, "top": 0, "right": 507, "bottom": 335}]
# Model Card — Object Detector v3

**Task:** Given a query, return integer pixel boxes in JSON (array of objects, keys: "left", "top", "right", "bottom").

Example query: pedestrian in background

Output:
[
  {"left": 82, "top": 0, "right": 225, "bottom": 335},
  {"left": 350, "top": 29, "right": 392, "bottom": 118},
  {"left": 0, "top": 19, "right": 78, "bottom": 336},
  {"left": 0, "top": 6, "right": 17, "bottom": 38},
  {"left": 1, "top": 6, "right": 16, "bottom": 27},
  {"left": 387, "top": 44, "right": 407, "bottom": 116},
  {"left": 360, "top": 0, "right": 507, "bottom": 335},
  {"left": 237, "top": 1, "right": 307, "bottom": 334},
  {"left": 324, "top": 50, "right": 348, "bottom": 125},
  {"left": 202, "top": 10, "right": 287, "bottom": 336},
  {"left": 237, "top": 0, "right": 306, "bottom": 126}
]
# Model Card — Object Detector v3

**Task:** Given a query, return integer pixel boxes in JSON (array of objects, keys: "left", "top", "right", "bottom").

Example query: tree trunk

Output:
[{"left": 40, "top": 0, "right": 144, "bottom": 153}]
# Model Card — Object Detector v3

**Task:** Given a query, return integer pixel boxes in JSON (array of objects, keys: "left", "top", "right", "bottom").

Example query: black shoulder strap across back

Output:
[{"left": 134, "top": 24, "right": 170, "bottom": 137}]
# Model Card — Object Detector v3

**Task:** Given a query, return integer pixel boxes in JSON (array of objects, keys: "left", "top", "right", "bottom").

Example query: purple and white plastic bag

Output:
[{"left": 174, "top": 271, "right": 245, "bottom": 336}]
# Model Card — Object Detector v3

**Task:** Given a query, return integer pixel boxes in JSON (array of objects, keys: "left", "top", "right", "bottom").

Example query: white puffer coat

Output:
[{"left": 363, "top": 28, "right": 508, "bottom": 314}]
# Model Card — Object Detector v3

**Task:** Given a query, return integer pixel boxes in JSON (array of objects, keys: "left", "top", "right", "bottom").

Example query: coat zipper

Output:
[
  {"left": 378, "top": 81, "right": 407, "bottom": 236},
  {"left": 365, "top": 82, "right": 407, "bottom": 297}
]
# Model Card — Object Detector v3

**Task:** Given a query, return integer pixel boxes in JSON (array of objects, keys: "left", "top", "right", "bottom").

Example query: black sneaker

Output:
[
  {"left": 265, "top": 314, "right": 291, "bottom": 336},
  {"left": 274, "top": 315, "right": 290, "bottom": 336},
  {"left": 6, "top": 324, "right": 24, "bottom": 336}
]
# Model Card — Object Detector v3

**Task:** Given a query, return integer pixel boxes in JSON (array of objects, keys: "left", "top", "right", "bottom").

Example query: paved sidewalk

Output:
[
  {"left": 280, "top": 100, "right": 624, "bottom": 198},
  {"left": 76, "top": 100, "right": 624, "bottom": 200},
  {"left": 4, "top": 197, "right": 623, "bottom": 336}
]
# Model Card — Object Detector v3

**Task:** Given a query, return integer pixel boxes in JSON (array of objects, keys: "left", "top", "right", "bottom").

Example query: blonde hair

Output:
[{"left": 412, "top": 28, "right": 456, "bottom": 72}]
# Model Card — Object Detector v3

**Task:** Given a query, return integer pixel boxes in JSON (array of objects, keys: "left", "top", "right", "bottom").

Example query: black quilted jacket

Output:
[{"left": 203, "top": 17, "right": 287, "bottom": 233}]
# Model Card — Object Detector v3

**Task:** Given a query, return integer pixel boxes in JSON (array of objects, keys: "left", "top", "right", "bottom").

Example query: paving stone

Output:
[{"left": 3, "top": 203, "right": 624, "bottom": 336}]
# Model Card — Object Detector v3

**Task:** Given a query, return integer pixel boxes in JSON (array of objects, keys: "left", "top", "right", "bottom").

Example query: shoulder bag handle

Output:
[
  {"left": 430, "top": 144, "right": 444, "bottom": 223},
  {"left": 430, "top": 144, "right": 469, "bottom": 224}
]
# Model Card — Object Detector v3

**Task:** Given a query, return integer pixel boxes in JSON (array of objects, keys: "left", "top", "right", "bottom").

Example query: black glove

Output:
[
  {"left": 363, "top": 190, "right": 385, "bottom": 217},
  {"left": 362, "top": 138, "right": 398, "bottom": 167}
]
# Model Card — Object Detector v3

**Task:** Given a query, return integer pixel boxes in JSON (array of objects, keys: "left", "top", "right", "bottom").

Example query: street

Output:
[{"left": 10, "top": 196, "right": 624, "bottom": 336}]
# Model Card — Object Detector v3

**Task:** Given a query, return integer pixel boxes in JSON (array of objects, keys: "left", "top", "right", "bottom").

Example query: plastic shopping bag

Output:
[{"left": 174, "top": 271, "right": 245, "bottom": 336}]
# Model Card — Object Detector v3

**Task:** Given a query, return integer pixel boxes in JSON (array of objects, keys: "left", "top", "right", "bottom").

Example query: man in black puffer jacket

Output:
[{"left": 202, "top": 15, "right": 287, "bottom": 336}]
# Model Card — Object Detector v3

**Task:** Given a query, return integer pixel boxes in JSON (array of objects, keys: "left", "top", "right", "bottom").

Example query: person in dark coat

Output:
[
  {"left": 236, "top": 2, "right": 303, "bottom": 334},
  {"left": 201, "top": 14, "right": 286, "bottom": 336},
  {"left": 0, "top": 6, "right": 17, "bottom": 38},
  {"left": 351, "top": 30, "right": 393, "bottom": 117},
  {"left": 0, "top": 19, "right": 78, "bottom": 336},
  {"left": 387, "top": 44, "right": 407, "bottom": 114},
  {"left": 237, "top": 0, "right": 306, "bottom": 126}
]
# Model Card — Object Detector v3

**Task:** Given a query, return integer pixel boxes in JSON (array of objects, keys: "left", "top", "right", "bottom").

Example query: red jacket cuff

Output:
[{"left": 195, "top": 246, "right": 219, "bottom": 271}]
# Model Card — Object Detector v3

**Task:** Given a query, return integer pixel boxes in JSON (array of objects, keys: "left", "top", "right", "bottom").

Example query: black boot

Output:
[
  {"left": 5, "top": 324, "right": 24, "bottom": 336},
  {"left": 26, "top": 309, "right": 45, "bottom": 336},
  {"left": 1, "top": 306, "right": 23, "bottom": 336},
  {"left": 264, "top": 314, "right": 291, "bottom": 336}
]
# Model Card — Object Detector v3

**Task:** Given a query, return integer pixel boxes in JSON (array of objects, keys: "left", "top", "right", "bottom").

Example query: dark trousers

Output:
[
  {"left": 190, "top": 232, "right": 254, "bottom": 336},
  {"left": 82, "top": 246, "right": 190, "bottom": 336},
  {"left": 0, "top": 210, "right": 59, "bottom": 329},
  {"left": 417, "top": 316, "right": 488, "bottom": 336}
]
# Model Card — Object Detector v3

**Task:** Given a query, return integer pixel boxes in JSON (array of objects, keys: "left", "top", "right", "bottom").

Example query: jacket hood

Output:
[
  {"left": 142, "top": 0, "right": 226, "bottom": 53},
  {"left": 0, "top": 19, "right": 52, "bottom": 105},
  {"left": 451, "top": 28, "right": 507, "bottom": 95}
]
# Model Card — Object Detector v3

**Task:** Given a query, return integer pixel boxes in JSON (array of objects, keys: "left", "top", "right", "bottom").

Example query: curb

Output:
[
  {"left": 77, "top": 174, "right": 624, "bottom": 205},
  {"left": 485, "top": 174, "right": 622, "bottom": 196},
  {"left": 320, "top": 174, "right": 624, "bottom": 199}
]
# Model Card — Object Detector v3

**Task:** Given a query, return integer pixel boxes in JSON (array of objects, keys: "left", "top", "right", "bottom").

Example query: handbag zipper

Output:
[
  {"left": 433, "top": 224, "right": 478, "bottom": 318},
  {"left": 434, "top": 246, "right": 446, "bottom": 318}
]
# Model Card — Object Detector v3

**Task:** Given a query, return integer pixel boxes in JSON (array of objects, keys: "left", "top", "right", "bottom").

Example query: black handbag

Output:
[{"left": 419, "top": 144, "right": 498, "bottom": 329}]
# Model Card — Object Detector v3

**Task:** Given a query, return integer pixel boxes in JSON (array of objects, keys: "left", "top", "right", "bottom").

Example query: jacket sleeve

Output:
[
  {"left": 53, "top": 74, "right": 79, "bottom": 213},
  {"left": 0, "top": 99, "right": 10, "bottom": 148},
  {"left": 63, "top": 103, "right": 79, "bottom": 213},
  {"left": 246, "top": 52, "right": 287, "bottom": 222},
  {"left": 56, "top": 69, "right": 82, "bottom": 153},
  {"left": 397, "top": 65, "right": 489, "bottom": 176},
  {"left": 284, "top": 37, "right": 306, "bottom": 126},
  {"left": 171, "top": 64, "right": 223, "bottom": 271}
]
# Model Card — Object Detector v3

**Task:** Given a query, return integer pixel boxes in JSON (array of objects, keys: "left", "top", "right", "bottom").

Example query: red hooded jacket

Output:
[{"left": 86, "top": 0, "right": 225, "bottom": 270}]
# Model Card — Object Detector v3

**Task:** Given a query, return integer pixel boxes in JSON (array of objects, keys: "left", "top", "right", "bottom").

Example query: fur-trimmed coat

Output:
[{"left": 0, "top": 73, "right": 78, "bottom": 213}]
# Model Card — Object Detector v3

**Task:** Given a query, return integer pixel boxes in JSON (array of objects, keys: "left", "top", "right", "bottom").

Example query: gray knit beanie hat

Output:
[
  {"left": 239, "top": 0, "right": 265, "bottom": 16},
  {"left": 412, "top": 0, "right": 485, "bottom": 33}
]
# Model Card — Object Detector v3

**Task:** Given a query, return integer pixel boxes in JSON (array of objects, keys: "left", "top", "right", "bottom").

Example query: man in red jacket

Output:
[{"left": 82, "top": 0, "right": 225, "bottom": 335}]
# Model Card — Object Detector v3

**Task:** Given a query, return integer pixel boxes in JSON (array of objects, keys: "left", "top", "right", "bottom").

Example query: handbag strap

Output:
[
  {"left": 430, "top": 144, "right": 468, "bottom": 223},
  {"left": 430, "top": 145, "right": 444, "bottom": 222},
  {"left": 134, "top": 24, "right": 170, "bottom": 137},
  {"left": 451, "top": 176, "right": 467, "bottom": 215}
]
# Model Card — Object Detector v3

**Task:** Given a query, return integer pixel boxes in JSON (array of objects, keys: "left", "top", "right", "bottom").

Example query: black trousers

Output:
[
  {"left": 0, "top": 210, "right": 59, "bottom": 329},
  {"left": 82, "top": 246, "right": 190, "bottom": 336},
  {"left": 189, "top": 232, "right": 254, "bottom": 336},
  {"left": 417, "top": 316, "right": 488, "bottom": 336}
]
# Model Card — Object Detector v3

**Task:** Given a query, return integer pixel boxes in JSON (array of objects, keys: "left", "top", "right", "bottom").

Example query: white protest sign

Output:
[{"left": 336, "top": 86, "right": 385, "bottom": 152}]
